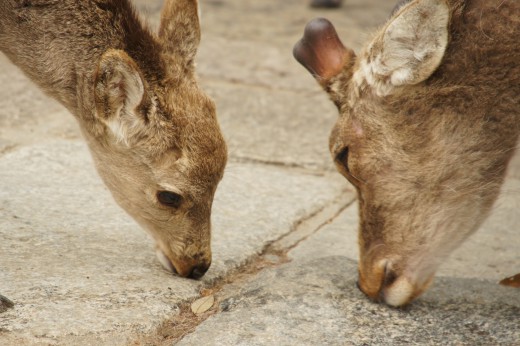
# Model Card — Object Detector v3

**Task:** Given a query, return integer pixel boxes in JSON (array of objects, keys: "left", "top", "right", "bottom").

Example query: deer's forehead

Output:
[
  {"left": 150, "top": 84, "right": 223, "bottom": 145},
  {"left": 151, "top": 137, "right": 227, "bottom": 194},
  {"left": 333, "top": 94, "right": 464, "bottom": 165},
  {"left": 340, "top": 89, "right": 441, "bottom": 131}
]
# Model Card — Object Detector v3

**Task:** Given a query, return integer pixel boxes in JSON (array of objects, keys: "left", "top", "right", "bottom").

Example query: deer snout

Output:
[
  {"left": 155, "top": 248, "right": 211, "bottom": 280},
  {"left": 357, "top": 259, "right": 434, "bottom": 307},
  {"left": 173, "top": 260, "right": 211, "bottom": 280}
]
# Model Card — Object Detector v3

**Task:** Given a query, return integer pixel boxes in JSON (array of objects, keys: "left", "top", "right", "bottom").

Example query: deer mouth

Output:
[
  {"left": 357, "top": 259, "right": 435, "bottom": 307},
  {"left": 381, "top": 274, "right": 434, "bottom": 307},
  {"left": 156, "top": 248, "right": 177, "bottom": 274}
]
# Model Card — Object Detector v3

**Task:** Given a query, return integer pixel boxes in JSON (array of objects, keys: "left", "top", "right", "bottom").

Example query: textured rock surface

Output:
[{"left": 178, "top": 257, "right": 520, "bottom": 346}]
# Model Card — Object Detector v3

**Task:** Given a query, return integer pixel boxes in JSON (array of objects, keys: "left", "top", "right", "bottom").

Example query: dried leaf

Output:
[
  {"left": 191, "top": 295, "right": 215, "bottom": 315},
  {"left": 499, "top": 273, "right": 520, "bottom": 288}
]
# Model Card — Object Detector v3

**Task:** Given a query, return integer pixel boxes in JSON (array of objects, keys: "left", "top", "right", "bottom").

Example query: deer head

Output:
[
  {"left": 294, "top": 0, "right": 519, "bottom": 305},
  {"left": 89, "top": 0, "right": 227, "bottom": 279}
]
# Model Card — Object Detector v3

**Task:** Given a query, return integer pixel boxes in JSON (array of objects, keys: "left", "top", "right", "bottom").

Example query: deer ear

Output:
[
  {"left": 94, "top": 49, "right": 146, "bottom": 144},
  {"left": 159, "top": 0, "right": 201, "bottom": 67},
  {"left": 362, "top": 0, "right": 450, "bottom": 96},
  {"left": 293, "top": 18, "right": 356, "bottom": 87}
]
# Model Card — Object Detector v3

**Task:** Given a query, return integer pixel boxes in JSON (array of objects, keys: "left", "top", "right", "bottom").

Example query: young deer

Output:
[
  {"left": 294, "top": 0, "right": 520, "bottom": 306},
  {"left": 0, "top": 0, "right": 227, "bottom": 280}
]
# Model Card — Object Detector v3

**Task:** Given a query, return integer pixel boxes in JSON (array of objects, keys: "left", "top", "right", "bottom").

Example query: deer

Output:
[
  {"left": 294, "top": 0, "right": 520, "bottom": 306},
  {"left": 0, "top": 0, "right": 228, "bottom": 299}
]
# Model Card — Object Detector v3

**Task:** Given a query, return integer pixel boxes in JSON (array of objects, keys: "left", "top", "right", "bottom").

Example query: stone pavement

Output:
[{"left": 1, "top": 0, "right": 519, "bottom": 345}]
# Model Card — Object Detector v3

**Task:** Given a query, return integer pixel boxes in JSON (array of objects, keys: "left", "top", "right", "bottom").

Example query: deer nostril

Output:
[
  {"left": 378, "top": 264, "right": 399, "bottom": 301},
  {"left": 188, "top": 264, "right": 210, "bottom": 280},
  {"left": 383, "top": 266, "right": 398, "bottom": 287}
]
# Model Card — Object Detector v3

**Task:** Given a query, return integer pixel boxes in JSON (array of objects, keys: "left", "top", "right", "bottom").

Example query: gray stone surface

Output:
[
  {"left": 202, "top": 81, "right": 338, "bottom": 170},
  {"left": 178, "top": 257, "right": 520, "bottom": 346},
  {"left": 0, "top": 55, "right": 79, "bottom": 146}
]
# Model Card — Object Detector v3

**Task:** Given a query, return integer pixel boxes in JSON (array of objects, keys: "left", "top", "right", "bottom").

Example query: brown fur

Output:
[
  {"left": 0, "top": 0, "right": 228, "bottom": 278},
  {"left": 296, "top": 0, "right": 520, "bottom": 305}
]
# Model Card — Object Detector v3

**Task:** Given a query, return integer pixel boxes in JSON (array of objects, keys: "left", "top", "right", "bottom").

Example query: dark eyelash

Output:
[
  {"left": 335, "top": 147, "right": 366, "bottom": 185},
  {"left": 156, "top": 191, "right": 183, "bottom": 208},
  {"left": 335, "top": 147, "right": 350, "bottom": 172}
]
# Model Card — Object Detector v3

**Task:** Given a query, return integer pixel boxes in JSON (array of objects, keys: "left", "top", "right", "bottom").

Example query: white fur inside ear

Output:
[
  {"left": 104, "top": 115, "right": 141, "bottom": 146},
  {"left": 105, "top": 116, "right": 127, "bottom": 144},
  {"left": 391, "top": 68, "right": 414, "bottom": 86},
  {"left": 361, "top": 0, "right": 450, "bottom": 96},
  {"left": 100, "top": 55, "right": 146, "bottom": 145}
]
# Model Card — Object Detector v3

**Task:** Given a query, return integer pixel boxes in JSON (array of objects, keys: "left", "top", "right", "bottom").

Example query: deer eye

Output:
[
  {"left": 334, "top": 146, "right": 350, "bottom": 172},
  {"left": 156, "top": 191, "right": 183, "bottom": 208}
]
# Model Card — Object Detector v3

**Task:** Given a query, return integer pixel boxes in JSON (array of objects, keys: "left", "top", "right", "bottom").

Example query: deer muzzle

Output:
[
  {"left": 156, "top": 248, "right": 211, "bottom": 280},
  {"left": 357, "top": 258, "right": 434, "bottom": 307}
]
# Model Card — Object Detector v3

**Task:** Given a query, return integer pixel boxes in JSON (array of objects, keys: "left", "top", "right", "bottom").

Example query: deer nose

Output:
[
  {"left": 188, "top": 263, "right": 210, "bottom": 280},
  {"left": 155, "top": 249, "right": 211, "bottom": 279},
  {"left": 173, "top": 260, "right": 211, "bottom": 280}
]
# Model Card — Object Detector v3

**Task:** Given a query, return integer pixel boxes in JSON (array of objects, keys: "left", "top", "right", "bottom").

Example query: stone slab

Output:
[
  {"left": 177, "top": 256, "right": 520, "bottom": 346},
  {"left": 202, "top": 81, "right": 338, "bottom": 171},
  {"left": 193, "top": 0, "right": 396, "bottom": 91},
  {"left": 0, "top": 140, "right": 349, "bottom": 345},
  {"left": 0, "top": 55, "right": 80, "bottom": 146}
]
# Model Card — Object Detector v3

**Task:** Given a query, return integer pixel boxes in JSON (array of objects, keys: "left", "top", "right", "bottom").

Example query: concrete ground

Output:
[{"left": 0, "top": 0, "right": 518, "bottom": 345}]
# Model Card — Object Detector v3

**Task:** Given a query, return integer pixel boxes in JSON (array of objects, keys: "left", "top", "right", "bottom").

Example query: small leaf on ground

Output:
[
  {"left": 499, "top": 273, "right": 520, "bottom": 288},
  {"left": 191, "top": 295, "right": 215, "bottom": 315}
]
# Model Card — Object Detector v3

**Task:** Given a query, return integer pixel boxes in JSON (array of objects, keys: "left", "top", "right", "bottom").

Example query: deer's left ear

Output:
[
  {"left": 94, "top": 49, "right": 147, "bottom": 145},
  {"left": 362, "top": 0, "right": 450, "bottom": 96},
  {"left": 293, "top": 18, "right": 356, "bottom": 88},
  {"left": 159, "top": 0, "right": 201, "bottom": 69}
]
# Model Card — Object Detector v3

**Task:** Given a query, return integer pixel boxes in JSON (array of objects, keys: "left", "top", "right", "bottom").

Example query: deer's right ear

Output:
[
  {"left": 293, "top": 18, "right": 356, "bottom": 88},
  {"left": 94, "top": 49, "right": 146, "bottom": 144},
  {"left": 159, "top": 0, "right": 201, "bottom": 69},
  {"left": 360, "top": 0, "right": 450, "bottom": 96}
]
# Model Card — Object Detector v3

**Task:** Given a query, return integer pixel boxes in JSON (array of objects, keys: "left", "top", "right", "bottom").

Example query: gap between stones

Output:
[{"left": 132, "top": 192, "right": 356, "bottom": 345}]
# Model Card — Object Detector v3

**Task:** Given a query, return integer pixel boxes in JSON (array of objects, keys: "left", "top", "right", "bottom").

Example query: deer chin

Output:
[
  {"left": 155, "top": 247, "right": 192, "bottom": 277},
  {"left": 156, "top": 248, "right": 176, "bottom": 274}
]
